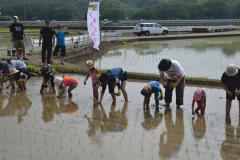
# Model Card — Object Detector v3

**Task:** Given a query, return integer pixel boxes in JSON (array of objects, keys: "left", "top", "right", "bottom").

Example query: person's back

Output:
[
  {"left": 9, "top": 60, "right": 26, "bottom": 69},
  {"left": 56, "top": 31, "right": 66, "bottom": 46}
]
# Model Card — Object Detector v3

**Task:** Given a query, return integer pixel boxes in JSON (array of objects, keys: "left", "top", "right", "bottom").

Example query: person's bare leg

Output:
[
  {"left": 121, "top": 81, "right": 128, "bottom": 102},
  {"left": 226, "top": 100, "right": 232, "bottom": 117},
  {"left": 111, "top": 93, "right": 116, "bottom": 104}
]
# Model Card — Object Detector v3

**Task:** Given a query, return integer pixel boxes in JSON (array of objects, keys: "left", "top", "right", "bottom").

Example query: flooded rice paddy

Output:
[
  {"left": 0, "top": 75, "right": 240, "bottom": 160},
  {"left": 89, "top": 36, "right": 240, "bottom": 79}
]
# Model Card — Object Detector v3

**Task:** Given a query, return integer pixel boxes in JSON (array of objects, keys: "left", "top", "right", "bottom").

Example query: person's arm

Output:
[
  {"left": 9, "top": 25, "right": 13, "bottom": 41},
  {"left": 174, "top": 76, "right": 184, "bottom": 88},
  {"left": 221, "top": 82, "right": 233, "bottom": 96},
  {"left": 23, "top": 25, "right": 27, "bottom": 41},
  {"left": 159, "top": 72, "right": 166, "bottom": 87},
  {"left": 84, "top": 72, "right": 90, "bottom": 85},
  {"left": 57, "top": 85, "right": 66, "bottom": 98},
  {"left": 39, "top": 34, "right": 42, "bottom": 47},
  {"left": 192, "top": 100, "right": 195, "bottom": 115}
]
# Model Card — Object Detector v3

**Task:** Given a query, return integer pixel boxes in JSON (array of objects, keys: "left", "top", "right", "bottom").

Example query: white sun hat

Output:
[
  {"left": 54, "top": 77, "right": 63, "bottom": 87},
  {"left": 225, "top": 64, "right": 238, "bottom": 77}
]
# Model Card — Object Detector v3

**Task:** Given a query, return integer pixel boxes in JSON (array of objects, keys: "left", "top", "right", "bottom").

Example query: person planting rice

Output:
[
  {"left": 54, "top": 76, "right": 78, "bottom": 98},
  {"left": 40, "top": 65, "right": 55, "bottom": 94},
  {"left": 84, "top": 60, "right": 100, "bottom": 103},
  {"left": 98, "top": 68, "right": 128, "bottom": 104},
  {"left": 6, "top": 59, "right": 36, "bottom": 80},
  {"left": 6, "top": 68, "right": 28, "bottom": 91},
  {"left": 158, "top": 59, "right": 185, "bottom": 110},
  {"left": 221, "top": 64, "right": 240, "bottom": 117},
  {"left": 192, "top": 88, "right": 207, "bottom": 116},
  {"left": 141, "top": 81, "right": 163, "bottom": 111}
]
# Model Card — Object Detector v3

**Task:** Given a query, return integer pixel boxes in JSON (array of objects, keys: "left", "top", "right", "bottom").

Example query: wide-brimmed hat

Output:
[
  {"left": 158, "top": 59, "right": 172, "bottom": 71},
  {"left": 9, "top": 68, "right": 19, "bottom": 76},
  {"left": 12, "top": 16, "right": 19, "bottom": 20},
  {"left": 86, "top": 60, "right": 94, "bottom": 67},
  {"left": 225, "top": 64, "right": 238, "bottom": 77},
  {"left": 54, "top": 77, "right": 63, "bottom": 87}
]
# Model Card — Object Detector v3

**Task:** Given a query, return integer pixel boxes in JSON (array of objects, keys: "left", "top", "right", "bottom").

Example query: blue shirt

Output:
[
  {"left": 149, "top": 81, "right": 161, "bottom": 92},
  {"left": 56, "top": 31, "right": 66, "bottom": 46},
  {"left": 108, "top": 68, "right": 124, "bottom": 80}
]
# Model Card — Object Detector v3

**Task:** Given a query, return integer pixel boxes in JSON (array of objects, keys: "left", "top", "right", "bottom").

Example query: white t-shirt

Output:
[
  {"left": 159, "top": 60, "right": 185, "bottom": 80},
  {"left": 10, "top": 60, "right": 27, "bottom": 69}
]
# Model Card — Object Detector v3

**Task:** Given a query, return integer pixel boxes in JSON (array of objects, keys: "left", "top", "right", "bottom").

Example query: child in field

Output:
[
  {"left": 40, "top": 65, "right": 55, "bottom": 94},
  {"left": 7, "top": 68, "right": 28, "bottom": 91},
  {"left": 84, "top": 60, "right": 100, "bottom": 102},
  {"left": 192, "top": 88, "right": 206, "bottom": 116},
  {"left": 54, "top": 76, "right": 78, "bottom": 98},
  {"left": 141, "top": 81, "right": 163, "bottom": 111}
]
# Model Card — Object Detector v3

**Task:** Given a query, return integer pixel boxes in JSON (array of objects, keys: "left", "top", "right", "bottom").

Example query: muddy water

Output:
[
  {"left": 0, "top": 75, "right": 239, "bottom": 160},
  {"left": 88, "top": 37, "right": 240, "bottom": 79}
]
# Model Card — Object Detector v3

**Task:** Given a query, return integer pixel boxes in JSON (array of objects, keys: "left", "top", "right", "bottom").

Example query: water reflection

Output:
[
  {"left": 220, "top": 117, "right": 240, "bottom": 160},
  {"left": 159, "top": 110, "right": 184, "bottom": 159},
  {"left": 0, "top": 90, "right": 32, "bottom": 124},
  {"left": 41, "top": 95, "right": 78, "bottom": 123},
  {"left": 192, "top": 116, "right": 206, "bottom": 141},
  {"left": 101, "top": 102, "right": 128, "bottom": 133},
  {"left": 141, "top": 110, "right": 163, "bottom": 131}
]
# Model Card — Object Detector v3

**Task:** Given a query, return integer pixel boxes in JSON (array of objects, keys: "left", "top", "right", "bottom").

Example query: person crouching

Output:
[
  {"left": 192, "top": 88, "right": 206, "bottom": 116},
  {"left": 141, "top": 81, "right": 163, "bottom": 111},
  {"left": 7, "top": 68, "right": 28, "bottom": 91},
  {"left": 54, "top": 76, "right": 78, "bottom": 98},
  {"left": 40, "top": 65, "right": 55, "bottom": 94}
]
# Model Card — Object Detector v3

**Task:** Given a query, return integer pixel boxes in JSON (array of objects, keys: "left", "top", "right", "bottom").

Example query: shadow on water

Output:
[
  {"left": 85, "top": 102, "right": 128, "bottom": 143},
  {"left": 159, "top": 109, "right": 184, "bottom": 159},
  {"left": 41, "top": 95, "right": 78, "bottom": 123},
  {"left": 220, "top": 116, "right": 240, "bottom": 160},
  {"left": 0, "top": 90, "right": 32, "bottom": 124},
  {"left": 192, "top": 116, "right": 206, "bottom": 141}
]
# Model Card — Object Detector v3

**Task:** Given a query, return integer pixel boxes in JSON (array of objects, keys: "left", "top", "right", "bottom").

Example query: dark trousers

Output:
[
  {"left": 53, "top": 45, "right": 66, "bottom": 57},
  {"left": 164, "top": 77, "right": 185, "bottom": 105},
  {"left": 42, "top": 45, "right": 52, "bottom": 64}
]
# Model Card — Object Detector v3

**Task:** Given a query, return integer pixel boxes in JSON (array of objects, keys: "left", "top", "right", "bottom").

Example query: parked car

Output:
[{"left": 133, "top": 23, "right": 168, "bottom": 36}]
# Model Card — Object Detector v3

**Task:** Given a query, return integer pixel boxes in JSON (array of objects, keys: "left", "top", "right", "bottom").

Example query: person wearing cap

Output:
[
  {"left": 221, "top": 64, "right": 240, "bottom": 117},
  {"left": 53, "top": 24, "right": 69, "bottom": 65},
  {"left": 9, "top": 16, "right": 28, "bottom": 60},
  {"left": 191, "top": 88, "right": 207, "bottom": 116},
  {"left": 98, "top": 68, "right": 128, "bottom": 104},
  {"left": 54, "top": 76, "right": 78, "bottom": 98},
  {"left": 83, "top": 60, "right": 100, "bottom": 102},
  {"left": 158, "top": 59, "right": 185, "bottom": 109},
  {"left": 141, "top": 81, "right": 163, "bottom": 111},
  {"left": 40, "top": 65, "right": 55, "bottom": 94},
  {"left": 39, "top": 19, "right": 56, "bottom": 65}
]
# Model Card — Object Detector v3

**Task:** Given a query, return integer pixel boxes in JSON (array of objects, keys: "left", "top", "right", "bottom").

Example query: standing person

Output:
[
  {"left": 39, "top": 19, "right": 56, "bottom": 65},
  {"left": 158, "top": 59, "right": 185, "bottom": 109},
  {"left": 54, "top": 76, "right": 78, "bottom": 98},
  {"left": 9, "top": 16, "right": 28, "bottom": 60},
  {"left": 84, "top": 60, "right": 100, "bottom": 103},
  {"left": 53, "top": 25, "right": 68, "bottom": 65},
  {"left": 141, "top": 81, "right": 163, "bottom": 111},
  {"left": 221, "top": 64, "right": 240, "bottom": 117}
]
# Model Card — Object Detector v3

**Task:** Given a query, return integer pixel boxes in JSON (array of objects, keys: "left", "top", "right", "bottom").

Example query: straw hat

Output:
[
  {"left": 53, "top": 77, "right": 63, "bottom": 87},
  {"left": 9, "top": 68, "right": 19, "bottom": 76},
  {"left": 86, "top": 60, "right": 94, "bottom": 67},
  {"left": 225, "top": 64, "right": 238, "bottom": 77}
]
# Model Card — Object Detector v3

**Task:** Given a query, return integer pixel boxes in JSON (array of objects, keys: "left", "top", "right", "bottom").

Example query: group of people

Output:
[
  {"left": 9, "top": 16, "right": 68, "bottom": 65},
  {"left": 141, "top": 59, "right": 240, "bottom": 118},
  {"left": 7, "top": 16, "right": 240, "bottom": 118}
]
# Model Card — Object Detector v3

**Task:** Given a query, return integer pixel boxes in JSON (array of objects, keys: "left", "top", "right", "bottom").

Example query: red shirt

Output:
[{"left": 63, "top": 77, "right": 78, "bottom": 87}]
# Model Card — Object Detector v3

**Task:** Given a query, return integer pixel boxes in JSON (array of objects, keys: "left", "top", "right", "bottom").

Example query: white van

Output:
[{"left": 133, "top": 23, "right": 168, "bottom": 36}]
